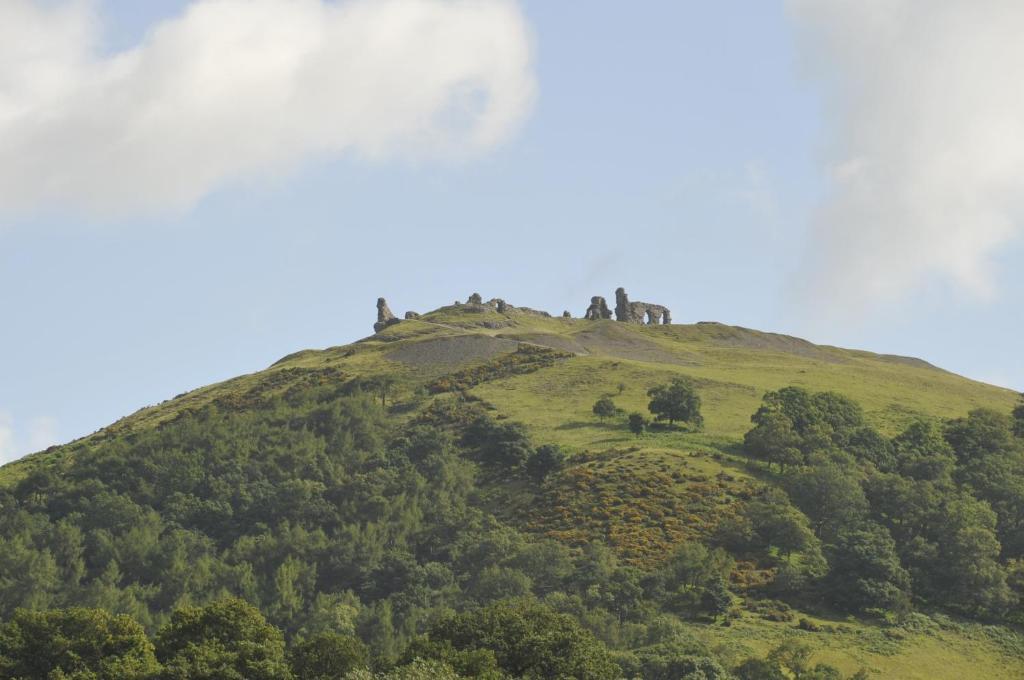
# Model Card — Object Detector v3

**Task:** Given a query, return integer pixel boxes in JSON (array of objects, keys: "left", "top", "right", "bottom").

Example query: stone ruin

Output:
[
  {"left": 614, "top": 287, "right": 671, "bottom": 325},
  {"left": 373, "top": 288, "right": 668, "bottom": 333},
  {"left": 583, "top": 296, "right": 613, "bottom": 320},
  {"left": 373, "top": 298, "right": 401, "bottom": 333}
]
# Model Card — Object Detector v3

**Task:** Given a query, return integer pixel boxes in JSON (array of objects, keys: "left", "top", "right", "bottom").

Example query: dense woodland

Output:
[{"left": 3, "top": 374, "right": 1024, "bottom": 678}]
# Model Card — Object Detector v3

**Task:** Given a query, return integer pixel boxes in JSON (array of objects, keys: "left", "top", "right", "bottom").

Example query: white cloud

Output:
[
  {"left": 0, "top": 412, "right": 61, "bottom": 465},
  {"left": 788, "top": 1, "right": 1024, "bottom": 311},
  {"left": 0, "top": 412, "right": 15, "bottom": 465},
  {"left": 27, "top": 416, "right": 60, "bottom": 452},
  {"left": 0, "top": 0, "right": 535, "bottom": 217}
]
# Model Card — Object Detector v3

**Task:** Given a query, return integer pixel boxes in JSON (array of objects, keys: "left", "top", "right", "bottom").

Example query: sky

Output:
[{"left": 2, "top": 0, "right": 1024, "bottom": 463}]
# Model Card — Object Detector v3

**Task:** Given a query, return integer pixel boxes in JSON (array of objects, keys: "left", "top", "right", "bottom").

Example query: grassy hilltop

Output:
[{"left": 2, "top": 301, "right": 1022, "bottom": 679}]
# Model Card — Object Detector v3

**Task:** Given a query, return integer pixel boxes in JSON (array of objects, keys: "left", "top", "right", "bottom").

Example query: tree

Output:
[
  {"left": 370, "top": 376, "right": 396, "bottom": 407},
  {"left": 344, "top": 658, "right": 464, "bottom": 680},
  {"left": 463, "top": 416, "right": 535, "bottom": 470},
  {"left": 893, "top": 420, "right": 955, "bottom": 482},
  {"left": 0, "top": 607, "right": 159, "bottom": 680},
  {"left": 824, "top": 523, "right": 911, "bottom": 614},
  {"left": 1013, "top": 393, "right": 1024, "bottom": 438},
  {"left": 647, "top": 378, "right": 703, "bottom": 428},
  {"left": 752, "top": 387, "right": 819, "bottom": 435},
  {"left": 944, "top": 408, "right": 1015, "bottom": 464},
  {"left": 784, "top": 452, "right": 868, "bottom": 542},
  {"left": 155, "top": 597, "right": 293, "bottom": 680},
  {"left": 651, "top": 543, "right": 735, "bottom": 618},
  {"left": 288, "top": 632, "right": 368, "bottom": 680},
  {"left": 525, "top": 444, "right": 566, "bottom": 482},
  {"left": 425, "top": 599, "right": 619, "bottom": 679},
  {"left": 592, "top": 396, "right": 617, "bottom": 421},
  {"left": 628, "top": 413, "right": 647, "bottom": 437},
  {"left": 744, "top": 411, "right": 802, "bottom": 470}
]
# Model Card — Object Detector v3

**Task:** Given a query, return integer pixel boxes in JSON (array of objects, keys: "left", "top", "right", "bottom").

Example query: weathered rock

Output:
[
  {"left": 374, "top": 297, "right": 401, "bottom": 333},
  {"left": 467, "top": 292, "right": 483, "bottom": 305},
  {"left": 615, "top": 288, "right": 671, "bottom": 325},
  {"left": 584, "top": 296, "right": 613, "bottom": 320},
  {"left": 562, "top": 310, "right": 572, "bottom": 318},
  {"left": 404, "top": 311, "right": 420, "bottom": 320},
  {"left": 514, "top": 306, "right": 552, "bottom": 318},
  {"left": 495, "top": 299, "right": 509, "bottom": 313}
]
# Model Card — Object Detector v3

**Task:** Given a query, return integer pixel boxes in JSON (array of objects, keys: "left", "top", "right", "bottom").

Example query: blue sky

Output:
[{"left": 2, "top": 0, "right": 1023, "bottom": 462}]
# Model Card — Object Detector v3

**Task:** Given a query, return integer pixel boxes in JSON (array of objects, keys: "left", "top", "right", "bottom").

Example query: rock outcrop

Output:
[
  {"left": 614, "top": 288, "right": 671, "bottom": 325},
  {"left": 374, "top": 298, "right": 401, "bottom": 333},
  {"left": 373, "top": 288, "right": 667, "bottom": 334},
  {"left": 584, "top": 296, "right": 613, "bottom": 320}
]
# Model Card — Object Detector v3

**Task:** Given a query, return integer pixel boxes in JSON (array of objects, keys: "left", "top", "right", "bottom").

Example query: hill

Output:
[{"left": 1, "top": 296, "right": 1022, "bottom": 679}]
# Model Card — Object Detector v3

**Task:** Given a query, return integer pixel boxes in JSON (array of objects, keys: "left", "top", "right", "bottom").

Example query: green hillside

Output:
[
  {"left": 2, "top": 300, "right": 1023, "bottom": 679},
  {"left": 7, "top": 303, "right": 1010, "bottom": 482}
]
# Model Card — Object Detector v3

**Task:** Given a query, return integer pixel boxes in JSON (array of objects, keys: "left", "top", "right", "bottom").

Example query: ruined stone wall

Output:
[
  {"left": 374, "top": 287, "right": 669, "bottom": 334},
  {"left": 613, "top": 288, "right": 671, "bottom": 325}
]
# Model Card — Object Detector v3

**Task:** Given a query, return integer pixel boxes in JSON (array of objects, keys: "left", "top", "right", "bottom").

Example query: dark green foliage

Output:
[
  {"left": 647, "top": 378, "right": 703, "bottom": 428},
  {"left": 154, "top": 597, "right": 292, "bottom": 680},
  {"left": 593, "top": 396, "right": 617, "bottom": 420},
  {"left": 824, "top": 523, "right": 911, "bottom": 614},
  {"left": 635, "top": 653, "right": 731, "bottom": 680},
  {"left": 744, "top": 412, "right": 801, "bottom": 470},
  {"left": 464, "top": 415, "right": 535, "bottom": 470},
  {"left": 525, "top": 444, "right": 566, "bottom": 483},
  {"left": 628, "top": 413, "right": 647, "bottom": 437},
  {"left": 1013, "top": 393, "right": 1024, "bottom": 438},
  {"left": 424, "top": 599, "right": 620, "bottom": 679},
  {"left": 893, "top": 420, "right": 955, "bottom": 481},
  {"left": 745, "top": 388, "right": 874, "bottom": 467},
  {"left": 0, "top": 607, "right": 159, "bottom": 680},
  {"left": 784, "top": 452, "right": 868, "bottom": 542},
  {"left": 741, "top": 385, "right": 1024, "bottom": 619},
  {"left": 288, "top": 632, "right": 368, "bottom": 679},
  {"left": 945, "top": 408, "right": 1015, "bottom": 464},
  {"left": 647, "top": 543, "right": 735, "bottom": 619}
]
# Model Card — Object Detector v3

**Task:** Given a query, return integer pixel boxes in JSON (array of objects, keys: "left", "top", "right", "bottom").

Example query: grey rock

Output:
[
  {"left": 374, "top": 297, "right": 401, "bottom": 333},
  {"left": 562, "top": 310, "right": 572, "bottom": 318},
  {"left": 404, "top": 311, "right": 420, "bottom": 320},
  {"left": 615, "top": 288, "right": 671, "bottom": 325},
  {"left": 468, "top": 292, "right": 483, "bottom": 305},
  {"left": 584, "top": 296, "right": 613, "bottom": 320}
]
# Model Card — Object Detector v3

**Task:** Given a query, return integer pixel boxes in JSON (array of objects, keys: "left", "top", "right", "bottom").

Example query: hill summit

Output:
[{"left": 1, "top": 288, "right": 1022, "bottom": 679}]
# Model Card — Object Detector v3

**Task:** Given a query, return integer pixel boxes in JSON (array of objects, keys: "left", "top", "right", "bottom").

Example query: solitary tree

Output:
[
  {"left": 647, "top": 378, "right": 703, "bottom": 429},
  {"left": 628, "top": 413, "right": 647, "bottom": 438},
  {"left": 592, "top": 397, "right": 617, "bottom": 421},
  {"left": 526, "top": 444, "right": 567, "bottom": 482}
]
